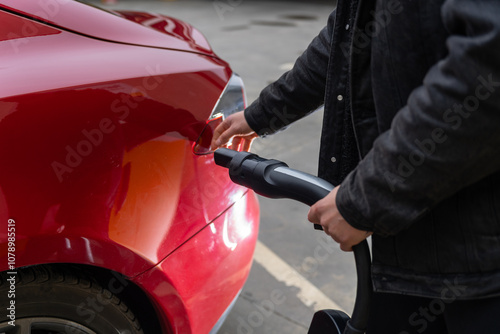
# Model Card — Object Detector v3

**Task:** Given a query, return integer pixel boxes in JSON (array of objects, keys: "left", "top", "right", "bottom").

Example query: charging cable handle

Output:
[
  {"left": 214, "top": 148, "right": 332, "bottom": 229},
  {"left": 214, "top": 148, "right": 372, "bottom": 333}
]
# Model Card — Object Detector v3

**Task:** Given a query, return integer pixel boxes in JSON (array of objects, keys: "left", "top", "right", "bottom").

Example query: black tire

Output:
[{"left": 0, "top": 265, "right": 144, "bottom": 334}]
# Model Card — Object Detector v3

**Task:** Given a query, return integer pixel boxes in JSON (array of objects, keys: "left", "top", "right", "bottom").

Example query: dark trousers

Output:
[{"left": 367, "top": 292, "right": 500, "bottom": 334}]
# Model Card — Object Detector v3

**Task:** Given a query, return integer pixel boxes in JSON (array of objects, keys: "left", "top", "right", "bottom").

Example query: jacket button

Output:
[
  {"left": 337, "top": 95, "right": 344, "bottom": 101},
  {"left": 345, "top": 24, "right": 350, "bottom": 30},
  {"left": 331, "top": 157, "right": 337, "bottom": 163}
]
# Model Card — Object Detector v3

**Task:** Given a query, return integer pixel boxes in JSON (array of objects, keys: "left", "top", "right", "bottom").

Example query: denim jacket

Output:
[{"left": 245, "top": 0, "right": 500, "bottom": 298}]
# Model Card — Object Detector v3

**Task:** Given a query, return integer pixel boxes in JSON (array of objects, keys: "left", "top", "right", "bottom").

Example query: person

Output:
[{"left": 211, "top": 0, "right": 500, "bottom": 333}]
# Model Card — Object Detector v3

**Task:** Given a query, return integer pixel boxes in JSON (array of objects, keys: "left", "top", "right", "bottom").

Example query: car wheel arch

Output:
[{"left": 1, "top": 263, "right": 167, "bottom": 334}]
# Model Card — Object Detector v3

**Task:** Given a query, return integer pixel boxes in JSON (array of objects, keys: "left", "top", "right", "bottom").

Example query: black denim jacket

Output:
[{"left": 245, "top": 0, "right": 500, "bottom": 298}]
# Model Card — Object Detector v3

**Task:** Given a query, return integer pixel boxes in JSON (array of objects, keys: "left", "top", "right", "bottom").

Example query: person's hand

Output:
[
  {"left": 308, "top": 186, "right": 372, "bottom": 251},
  {"left": 210, "top": 111, "right": 258, "bottom": 151}
]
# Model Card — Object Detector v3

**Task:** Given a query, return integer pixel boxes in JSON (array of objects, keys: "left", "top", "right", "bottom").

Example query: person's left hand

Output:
[{"left": 307, "top": 186, "right": 372, "bottom": 251}]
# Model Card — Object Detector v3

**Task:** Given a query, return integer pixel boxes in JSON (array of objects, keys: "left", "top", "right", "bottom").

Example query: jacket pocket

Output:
[{"left": 453, "top": 172, "right": 500, "bottom": 273}]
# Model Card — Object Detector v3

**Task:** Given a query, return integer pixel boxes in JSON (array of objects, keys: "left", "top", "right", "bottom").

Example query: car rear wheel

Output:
[{"left": 0, "top": 265, "right": 144, "bottom": 334}]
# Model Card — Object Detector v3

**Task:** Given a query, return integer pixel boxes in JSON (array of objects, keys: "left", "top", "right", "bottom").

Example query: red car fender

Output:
[
  {"left": 0, "top": 10, "right": 237, "bottom": 275},
  {"left": 1, "top": 5, "right": 260, "bottom": 332},
  {"left": 132, "top": 191, "right": 260, "bottom": 334}
]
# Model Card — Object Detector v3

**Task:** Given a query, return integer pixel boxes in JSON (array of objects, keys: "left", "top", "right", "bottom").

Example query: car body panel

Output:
[
  {"left": 0, "top": 3, "right": 259, "bottom": 332},
  {"left": 133, "top": 191, "right": 260, "bottom": 334},
  {"left": 0, "top": 8, "right": 250, "bottom": 272},
  {"left": 113, "top": 10, "right": 213, "bottom": 55},
  {"left": 0, "top": 10, "right": 227, "bottom": 101},
  {"left": 0, "top": 0, "right": 215, "bottom": 56}
]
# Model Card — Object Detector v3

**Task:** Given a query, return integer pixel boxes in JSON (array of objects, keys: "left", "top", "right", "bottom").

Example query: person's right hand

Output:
[{"left": 210, "top": 111, "right": 258, "bottom": 151}]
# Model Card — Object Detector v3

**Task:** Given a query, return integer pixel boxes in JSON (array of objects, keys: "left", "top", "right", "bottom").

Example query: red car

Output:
[{"left": 0, "top": 1, "right": 259, "bottom": 333}]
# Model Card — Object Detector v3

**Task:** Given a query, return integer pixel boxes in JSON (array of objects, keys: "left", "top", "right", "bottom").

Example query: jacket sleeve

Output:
[
  {"left": 244, "top": 10, "right": 335, "bottom": 136},
  {"left": 336, "top": 0, "right": 500, "bottom": 237}
]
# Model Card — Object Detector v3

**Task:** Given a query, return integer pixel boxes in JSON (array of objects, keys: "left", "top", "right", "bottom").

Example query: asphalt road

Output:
[{"left": 89, "top": 1, "right": 357, "bottom": 333}]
